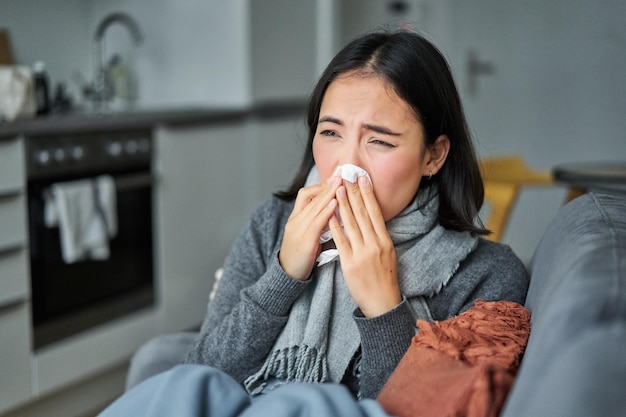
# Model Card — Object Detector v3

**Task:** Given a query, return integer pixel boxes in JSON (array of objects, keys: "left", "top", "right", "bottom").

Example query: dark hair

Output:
[{"left": 276, "top": 30, "right": 487, "bottom": 236}]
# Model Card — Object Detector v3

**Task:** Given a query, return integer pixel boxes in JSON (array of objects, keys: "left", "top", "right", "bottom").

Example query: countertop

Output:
[
  {"left": 553, "top": 161, "right": 626, "bottom": 195},
  {"left": 0, "top": 101, "right": 307, "bottom": 138}
]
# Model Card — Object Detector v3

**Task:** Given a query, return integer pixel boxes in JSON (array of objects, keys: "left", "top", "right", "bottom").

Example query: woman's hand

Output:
[
  {"left": 329, "top": 176, "right": 402, "bottom": 317},
  {"left": 279, "top": 176, "right": 342, "bottom": 281}
]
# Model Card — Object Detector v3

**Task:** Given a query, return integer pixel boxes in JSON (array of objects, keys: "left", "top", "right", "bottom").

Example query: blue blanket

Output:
[{"left": 99, "top": 365, "right": 389, "bottom": 417}]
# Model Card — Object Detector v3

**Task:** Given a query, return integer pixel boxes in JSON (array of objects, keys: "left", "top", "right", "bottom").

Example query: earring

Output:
[{"left": 428, "top": 170, "right": 433, "bottom": 180}]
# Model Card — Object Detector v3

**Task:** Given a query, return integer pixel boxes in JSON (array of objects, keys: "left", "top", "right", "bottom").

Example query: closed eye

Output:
[{"left": 370, "top": 139, "right": 395, "bottom": 148}]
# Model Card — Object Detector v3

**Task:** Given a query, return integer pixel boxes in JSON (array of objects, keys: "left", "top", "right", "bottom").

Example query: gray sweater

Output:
[{"left": 184, "top": 196, "right": 530, "bottom": 398}]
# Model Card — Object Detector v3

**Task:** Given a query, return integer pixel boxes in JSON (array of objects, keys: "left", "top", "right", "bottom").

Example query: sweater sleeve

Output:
[
  {"left": 352, "top": 299, "right": 417, "bottom": 399},
  {"left": 184, "top": 198, "right": 309, "bottom": 383},
  {"left": 426, "top": 239, "right": 530, "bottom": 321}
]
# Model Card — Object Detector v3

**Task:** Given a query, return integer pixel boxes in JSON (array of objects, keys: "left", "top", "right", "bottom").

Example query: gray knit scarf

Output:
[{"left": 244, "top": 167, "right": 478, "bottom": 394}]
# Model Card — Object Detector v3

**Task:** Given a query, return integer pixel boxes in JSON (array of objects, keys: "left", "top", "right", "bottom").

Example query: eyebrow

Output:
[{"left": 318, "top": 116, "right": 402, "bottom": 136}]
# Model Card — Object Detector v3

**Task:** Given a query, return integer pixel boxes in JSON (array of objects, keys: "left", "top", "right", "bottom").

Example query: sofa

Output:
[
  {"left": 122, "top": 192, "right": 625, "bottom": 417},
  {"left": 501, "top": 191, "right": 626, "bottom": 417}
]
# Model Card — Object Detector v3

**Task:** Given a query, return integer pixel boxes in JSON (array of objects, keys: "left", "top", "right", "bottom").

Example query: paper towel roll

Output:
[{"left": 0, "top": 66, "right": 37, "bottom": 121}]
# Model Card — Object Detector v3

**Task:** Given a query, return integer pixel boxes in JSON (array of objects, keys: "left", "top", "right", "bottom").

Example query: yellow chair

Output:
[{"left": 479, "top": 156, "right": 554, "bottom": 242}]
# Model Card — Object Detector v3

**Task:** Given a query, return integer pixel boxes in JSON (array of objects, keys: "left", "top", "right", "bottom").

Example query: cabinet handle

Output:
[
  {"left": 0, "top": 296, "right": 27, "bottom": 313},
  {"left": 0, "top": 187, "right": 22, "bottom": 199},
  {"left": 0, "top": 241, "right": 25, "bottom": 255},
  {"left": 115, "top": 172, "right": 154, "bottom": 191}
]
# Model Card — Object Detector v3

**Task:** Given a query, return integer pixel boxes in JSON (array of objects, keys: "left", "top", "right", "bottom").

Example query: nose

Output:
[{"left": 338, "top": 140, "right": 365, "bottom": 171}]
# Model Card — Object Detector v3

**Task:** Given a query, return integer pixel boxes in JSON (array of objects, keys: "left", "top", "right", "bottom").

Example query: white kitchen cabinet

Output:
[
  {"left": 154, "top": 122, "right": 248, "bottom": 333},
  {"left": 0, "top": 137, "right": 25, "bottom": 195},
  {"left": 33, "top": 310, "right": 157, "bottom": 396},
  {"left": 243, "top": 116, "right": 307, "bottom": 211},
  {"left": 0, "top": 192, "right": 28, "bottom": 308},
  {"left": 0, "top": 136, "right": 32, "bottom": 415},
  {"left": 0, "top": 248, "right": 28, "bottom": 308},
  {"left": 0, "top": 302, "right": 32, "bottom": 414}
]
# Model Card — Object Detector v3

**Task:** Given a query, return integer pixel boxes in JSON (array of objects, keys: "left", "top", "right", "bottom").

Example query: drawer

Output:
[
  {"left": 35, "top": 309, "right": 157, "bottom": 395},
  {"left": 0, "top": 248, "right": 29, "bottom": 307},
  {"left": 0, "top": 137, "right": 25, "bottom": 193},
  {"left": 0, "top": 193, "right": 27, "bottom": 249},
  {"left": 0, "top": 301, "right": 33, "bottom": 414}
]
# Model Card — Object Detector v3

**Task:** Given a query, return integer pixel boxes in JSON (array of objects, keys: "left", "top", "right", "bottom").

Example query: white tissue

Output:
[
  {"left": 333, "top": 164, "right": 372, "bottom": 184},
  {"left": 317, "top": 164, "right": 372, "bottom": 266}
]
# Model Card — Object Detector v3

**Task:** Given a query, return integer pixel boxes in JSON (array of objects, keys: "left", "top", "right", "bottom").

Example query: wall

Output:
[
  {"left": 89, "top": 0, "right": 251, "bottom": 107},
  {"left": 0, "top": 0, "right": 251, "bottom": 108},
  {"left": 0, "top": 0, "right": 91, "bottom": 101}
]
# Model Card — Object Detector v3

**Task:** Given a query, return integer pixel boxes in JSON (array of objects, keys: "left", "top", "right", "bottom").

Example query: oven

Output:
[{"left": 26, "top": 130, "right": 155, "bottom": 349}]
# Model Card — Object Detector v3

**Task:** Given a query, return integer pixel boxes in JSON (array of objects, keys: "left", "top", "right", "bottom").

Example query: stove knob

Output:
[
  {"left": 71, "top": 145, "right": 85, "bottom": 161},
  {"left": 125, "top": 139, "right": 139, "bottom": 155},
  {"left": 107, "top": 141, "right": 123, "bottom": 157},
  {"left": 54, "top": 148, "right": 66, "bottom": 162},
  {"left": 138, "top": 138, "right": 150, "bottom": 153},
  {"left": 36, "top": 149, "right": 51, "bottom": 165}
]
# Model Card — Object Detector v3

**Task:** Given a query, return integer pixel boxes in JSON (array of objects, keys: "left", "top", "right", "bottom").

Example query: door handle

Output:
[{"left": 467, "top": 49, "right": 496, "bottom": 96}]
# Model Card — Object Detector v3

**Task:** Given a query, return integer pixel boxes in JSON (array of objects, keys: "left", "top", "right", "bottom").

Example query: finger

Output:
[
  {"left": 296, "top": 196, "right": 338, "bottom": 242},
  {"left": 293, "top": 176, "right": 341, "bottom": 216},
  {"left": 301, "top": 179, "right": 341, "bottom": 228},
  {"left": 357, "top": 175, "right": 387, "bottom": 236},
  {"left": 343, "top": 179, "right": 375, "bottom": 238},
  {"left": 328, "top": 212, "right": 351, "bottom": 253},
  {"left": 335, "top": 184, "right": 364, "bottom": 244},
  {"left": 291, "top": 183, "right": 324, "bottom": 214}
]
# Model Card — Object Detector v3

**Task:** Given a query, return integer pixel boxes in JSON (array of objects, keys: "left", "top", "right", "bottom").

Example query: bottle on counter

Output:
[
  {"left": 33, "top": 61, "right": 51, "bottom": 115},
  {"left": 107, "top": 54, "right": 133, "bottom": 110},
  {"left": 51, "top": 82, "right": 73, "bottom": 114}
]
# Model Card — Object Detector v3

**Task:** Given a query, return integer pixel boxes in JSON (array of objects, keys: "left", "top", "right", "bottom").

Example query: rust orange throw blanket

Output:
[{"left": 378, "top": 300, "right": 530, "bottom": 417}]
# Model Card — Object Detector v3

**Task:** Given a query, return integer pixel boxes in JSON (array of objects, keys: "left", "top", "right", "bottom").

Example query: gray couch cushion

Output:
[{"left": 501, "top": 192, "right": 626, "bottom": 417}]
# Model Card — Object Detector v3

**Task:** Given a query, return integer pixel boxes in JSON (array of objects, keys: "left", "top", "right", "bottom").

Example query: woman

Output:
[{"left": 180, "top": 29, "right": 529, "bottom": 400}]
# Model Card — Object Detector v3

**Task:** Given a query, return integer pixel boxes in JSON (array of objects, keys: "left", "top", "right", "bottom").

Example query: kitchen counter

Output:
[{"left": 0, "top": 100, "right": 307, "bottom": 138}]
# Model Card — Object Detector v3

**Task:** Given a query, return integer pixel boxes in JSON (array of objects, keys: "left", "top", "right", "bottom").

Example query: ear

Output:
[{"left": 423, "top": 135, "right": 450, "bottom": 176}]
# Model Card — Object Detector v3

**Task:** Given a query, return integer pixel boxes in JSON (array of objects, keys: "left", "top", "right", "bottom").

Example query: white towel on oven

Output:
[{"left": 44, "top": 175, "right": 117, "bottom": 264}]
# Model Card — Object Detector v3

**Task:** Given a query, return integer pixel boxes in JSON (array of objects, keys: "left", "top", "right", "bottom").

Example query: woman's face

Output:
[{"left": 313, "top": 73, "right": 432, "bottom": 221}]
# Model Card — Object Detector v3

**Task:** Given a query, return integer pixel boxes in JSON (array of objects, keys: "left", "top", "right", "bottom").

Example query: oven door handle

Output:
[{"left": 114, "top": 172, "right": 154, "bottom": 191}]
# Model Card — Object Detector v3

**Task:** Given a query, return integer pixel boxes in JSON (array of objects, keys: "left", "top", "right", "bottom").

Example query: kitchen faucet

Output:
[{"left": 90, "top": 12, "right": 143, "bottom": 110}]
